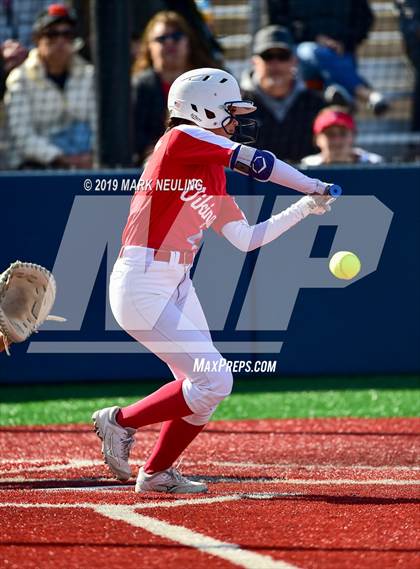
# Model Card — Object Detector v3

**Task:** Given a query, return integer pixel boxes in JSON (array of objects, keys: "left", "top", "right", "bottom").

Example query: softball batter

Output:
[{"left": 92, "top": 68, "right": 335, "bottom": 494}]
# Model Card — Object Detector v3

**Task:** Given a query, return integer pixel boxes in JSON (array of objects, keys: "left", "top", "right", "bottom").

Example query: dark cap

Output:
[
  {"left": 252, "top": 25, "right": 294, "bottom": 56},
  {"left": 33, "top": 3, "right": 77, "bottom": 35}
]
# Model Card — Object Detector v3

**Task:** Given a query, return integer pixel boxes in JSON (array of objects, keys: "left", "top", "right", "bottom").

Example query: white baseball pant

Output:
[{"left": 109, "top": 246, "right": 233, "bottom": 425}]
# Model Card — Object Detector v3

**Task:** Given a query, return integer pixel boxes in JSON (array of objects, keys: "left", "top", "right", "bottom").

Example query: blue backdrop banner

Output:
[{"left": 0, "top": 166, "right": 419, "bottom": 382}]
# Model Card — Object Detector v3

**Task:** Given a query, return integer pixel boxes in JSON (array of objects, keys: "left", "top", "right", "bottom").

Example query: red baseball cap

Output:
[
  {"left": 313, "top": 109, "right": 355, "bottom": 135},
  {"left": 33, "top": 4, "right": 77, "bottom": 35}
]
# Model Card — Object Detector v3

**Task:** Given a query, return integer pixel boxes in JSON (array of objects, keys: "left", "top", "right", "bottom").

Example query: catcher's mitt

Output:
[{"left": 0, "top": 261, "right": 65, "bottom": 355}]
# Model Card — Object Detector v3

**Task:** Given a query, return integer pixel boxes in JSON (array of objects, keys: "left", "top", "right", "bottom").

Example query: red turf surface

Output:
[{"left": 0, "top": 418, "right": 419, "bottom": 569}]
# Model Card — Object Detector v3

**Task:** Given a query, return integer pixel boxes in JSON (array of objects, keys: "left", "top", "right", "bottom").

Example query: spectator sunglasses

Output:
[
  {"left": 152, "top": 31, "right": 185, "bottom": 44},
  {"left": 260, "top": 50, "right": 292, "bottom": 62},
  {"left": 42, "top": 28, "right": 76, "bottom": 40}
]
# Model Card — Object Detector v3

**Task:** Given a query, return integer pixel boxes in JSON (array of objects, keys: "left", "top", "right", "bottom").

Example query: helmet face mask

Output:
[
  {"left": 222, "top": 101, "right": 258, "bottom": 144},
  {"left": 168, "top": 68, "right": 258, "bottom": 143}
]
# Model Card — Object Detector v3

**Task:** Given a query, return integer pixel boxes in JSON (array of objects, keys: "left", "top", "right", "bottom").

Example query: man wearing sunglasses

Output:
[
  {"left": 241, "top": 25, "right": 325, "bottom": 163},
  {"left": 5, "top": 3, "right": 95, "bottom": 169}
]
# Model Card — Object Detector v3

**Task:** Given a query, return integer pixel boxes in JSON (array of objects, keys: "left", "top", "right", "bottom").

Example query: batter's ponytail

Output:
[{"left": 165, "top": 117, "right": 195, "bottom": 132}]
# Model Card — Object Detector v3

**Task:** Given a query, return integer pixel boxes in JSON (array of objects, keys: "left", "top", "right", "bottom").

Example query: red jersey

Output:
[{"left": 121, "top": 125, "right": 245, "bottom": 252}]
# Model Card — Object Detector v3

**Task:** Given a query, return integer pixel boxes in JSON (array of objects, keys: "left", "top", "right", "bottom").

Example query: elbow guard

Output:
[{"left": 230, "top": 146, "right": 275, "bottom": 182}]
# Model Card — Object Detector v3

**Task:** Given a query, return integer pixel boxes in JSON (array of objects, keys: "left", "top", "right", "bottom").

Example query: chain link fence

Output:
[{"left": 0, "top": 0, "right": 419, "bottom": 170}]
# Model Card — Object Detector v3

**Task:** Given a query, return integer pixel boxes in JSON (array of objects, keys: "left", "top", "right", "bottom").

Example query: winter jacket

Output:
[{"left": 5, "top": 48, "right": 95, "bottom": 167}]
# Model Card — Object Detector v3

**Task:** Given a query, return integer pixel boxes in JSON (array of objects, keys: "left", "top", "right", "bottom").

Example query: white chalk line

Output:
[
  {"left": 214, "top": 477, "right": 420, "bottom": 486},
  {"left": 0, "top": 458, "right": 104, "bottom": 466},
  {"left": 0, "top": 492, "right": 304, "bottom": 510},
  {"left": 95, "top": 502, "right": 299, "bottom": 569},
  {"left": 0, "top": 459, "right": 104, "bottom": 475},
  {"left": 0, "top": 476, "right": 113, "bottom": 484},
  {"left": 1, "top": 458, "right": 419, "bottom": 488},
  {"left": 213, "top": 460, "right": 420, "bottom": 472},
  {"left": 1, "top": 457, "right": 419, "bottom": 478},
  {"left": 44, "top": 484, "right": 133, "bottom": 492},
  {"left": 0, "top": 495, "right": 302, "bottom": 569},
  {"left": 0, "top": 474, "right": 419, "bottom": 486},
  {"left": 0, "top": 494, "right": 245, "bottom": 509}
]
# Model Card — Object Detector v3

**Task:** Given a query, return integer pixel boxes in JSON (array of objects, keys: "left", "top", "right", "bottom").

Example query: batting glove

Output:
[{"left": 297, "top": 195, "right": 335, "bottom": 216}]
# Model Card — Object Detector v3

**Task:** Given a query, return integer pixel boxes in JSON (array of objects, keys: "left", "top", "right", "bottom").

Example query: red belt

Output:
[
  {"left": 119, "top": 246, "right": 194, "bottom": 265},
  {"left": 153, "top": 249, "right": 195, "bottom": 265}
]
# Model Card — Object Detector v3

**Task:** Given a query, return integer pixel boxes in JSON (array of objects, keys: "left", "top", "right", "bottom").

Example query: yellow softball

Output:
[{"left": 329, "top": 251, "right": 361, "bottom": 280}]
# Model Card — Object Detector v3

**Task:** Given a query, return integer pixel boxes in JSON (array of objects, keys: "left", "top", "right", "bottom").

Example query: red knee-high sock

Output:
[
  {"left": 144, "top": 418, "right": 205, "bottom": 474},
  {"left": 116, "top": 380, "right": 192, "bottom": 429}
]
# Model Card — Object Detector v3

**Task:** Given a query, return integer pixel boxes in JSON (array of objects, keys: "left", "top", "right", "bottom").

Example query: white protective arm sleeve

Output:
[
  {"left": 268, "top": 156, "right": 327, "bottom": 194},
  {"left": 221, "top": 196, "right": 320, "bottom": 252}
]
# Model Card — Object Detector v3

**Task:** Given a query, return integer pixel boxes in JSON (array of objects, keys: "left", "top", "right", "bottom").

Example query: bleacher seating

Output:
[{"left": 210, "top": 0, "right": 420, "bottom": 161}]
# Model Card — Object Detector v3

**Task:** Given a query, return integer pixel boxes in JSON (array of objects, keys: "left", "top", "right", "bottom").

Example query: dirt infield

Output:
[{"left": 1, "top": 418, "right": 419, "bottom": 569}]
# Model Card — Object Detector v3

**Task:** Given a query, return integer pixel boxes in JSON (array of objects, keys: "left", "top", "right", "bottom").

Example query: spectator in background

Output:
[
  {"left": 240, "top": 25, "right": 325, "bottom": 163},
  {"left": 5, "top": 4, "right": 95, "bottom": 169},
  {"left": 132, "top": 10, "right": 220, "bottom": 165},
  {"left": 395, "top": 0, "right": 420, "bottom": 132},
  {"left": 267, "top": 0, "right": 390, "bottom": 116},
  {"left": 301, "top": 106, "right": 383, "bottom": 166},
  {"left": 0, "top": 1, "right": 51, "bottom": 168},
  {"left": 0, "top": 1, "right": 52, "bottom": 82}
]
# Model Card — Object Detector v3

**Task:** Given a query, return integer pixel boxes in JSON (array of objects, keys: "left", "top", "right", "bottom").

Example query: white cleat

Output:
[
  {"left": 135, "top": 466, "right": 208, "bottom": 494},
  {"left": 91, "top": 406, "right": 136, "bottom": 481}
]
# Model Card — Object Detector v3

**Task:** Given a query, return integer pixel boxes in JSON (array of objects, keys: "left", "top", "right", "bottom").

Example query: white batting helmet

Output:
[{"left": 168, "top": 68, "right": 256, "bottom": 129}]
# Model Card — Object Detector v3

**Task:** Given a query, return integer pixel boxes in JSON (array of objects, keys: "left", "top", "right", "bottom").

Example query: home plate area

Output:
[{"left": 1, "top": 418, "right": 419, "bottom": 569}]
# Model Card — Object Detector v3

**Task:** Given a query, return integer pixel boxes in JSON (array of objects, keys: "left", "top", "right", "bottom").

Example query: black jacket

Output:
[
  {"left": 268, "top": 0, "right": 374, "bottom": 53},
  {"left": 132, "top": 68, "right": 167, "bottom": 164},
  {"left": 394, "top": 0, "right": 420, "bottom": 48},
  {"left": 241, "top": 76, "right": 325, "bottom": 163}
]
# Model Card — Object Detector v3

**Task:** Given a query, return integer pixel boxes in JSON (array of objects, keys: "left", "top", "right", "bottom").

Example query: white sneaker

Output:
[
  {"left": 91, "top": 406, "right": 136, "bottom": 481},
  {"left": 135, "top": 466, "right": 208, "bottom": 494}
]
